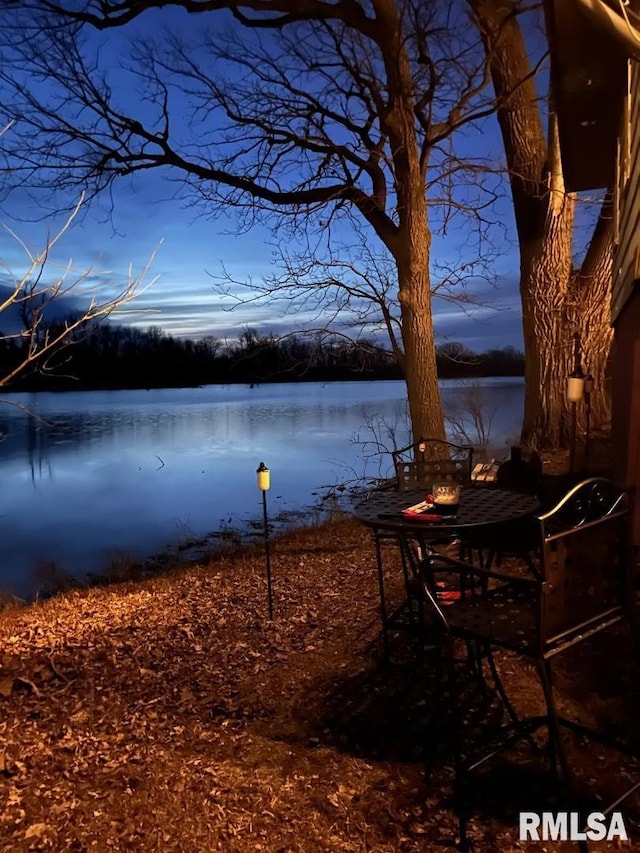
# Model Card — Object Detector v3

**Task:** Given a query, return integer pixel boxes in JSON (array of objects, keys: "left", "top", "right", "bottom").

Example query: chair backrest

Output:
[
  {"left": 496, "top": 446, "right": 542, "bottom": 496},
  {"left": 537, "top": 478, "right": 630, "bottom": 644},
  {"left": 391, "top": 437, "right": 473, "bottom": 492}
]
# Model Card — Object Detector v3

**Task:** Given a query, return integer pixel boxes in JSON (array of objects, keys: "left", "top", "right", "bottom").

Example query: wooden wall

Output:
[
  {"left": 612, "top": 59, "right": 640, "bottom": 546},
  {"left": 611, "top": 293, "right": 640, "bottom": 547}
]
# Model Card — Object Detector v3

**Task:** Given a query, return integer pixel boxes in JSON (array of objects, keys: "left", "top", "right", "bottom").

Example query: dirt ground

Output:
[{"left": 1, "top": 469, "right": 639, "bottom": 853}]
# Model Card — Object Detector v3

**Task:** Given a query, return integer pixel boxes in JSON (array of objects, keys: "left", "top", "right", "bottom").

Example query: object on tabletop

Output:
[
  {"left": 401, "top": 499, "right": 442, "bottom": 522},
  {"left": 432, "top": 482, "right": 460, "bottom": 517},
  {"left": 471, "top": 459, "right": 500, "bottom": 482},
  {"left": 352, "top": 486, "right": 541, "bottom": 662}
]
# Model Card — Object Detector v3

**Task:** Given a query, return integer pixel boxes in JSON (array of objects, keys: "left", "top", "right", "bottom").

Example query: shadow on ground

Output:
[{"left": 271, "top": 624, "right": 640, "bottom": 844}]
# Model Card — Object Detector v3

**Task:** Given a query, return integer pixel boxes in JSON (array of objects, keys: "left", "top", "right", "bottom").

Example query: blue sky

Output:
[
  {"left": 1, "top": 154, "right": 526, "bottom": 351},
  {"left": 0, "top": 5, "right": 526, "bottom": 353}
]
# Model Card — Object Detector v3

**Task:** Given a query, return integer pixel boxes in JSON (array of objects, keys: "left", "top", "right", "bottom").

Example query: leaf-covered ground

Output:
[{"left": 1, "top": 508, "right": 638, "bottom": 852}]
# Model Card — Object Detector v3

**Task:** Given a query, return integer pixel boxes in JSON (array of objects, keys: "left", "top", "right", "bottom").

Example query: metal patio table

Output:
[{"left": 353, "top": 486, "right": 541, "bottom": 657}]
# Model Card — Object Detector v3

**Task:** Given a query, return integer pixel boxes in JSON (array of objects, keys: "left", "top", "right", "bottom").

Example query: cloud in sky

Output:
[{"left": 1, "top": 185, "right": 524, "bottom": 351}]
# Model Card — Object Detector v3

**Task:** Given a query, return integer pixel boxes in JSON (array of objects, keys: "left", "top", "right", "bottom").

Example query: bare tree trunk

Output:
[
  {"left": 520, "top": 130, "right": 576, "bottom": 447},
  {"left": 519, "top": 134, "right": 613, "bottom": 447},
  {"left": 570, "top": 197, "right": 614, "bottom": 437},
  {"left": 398, "top": 239, "right": 447, "bottom": 442},
  {"left": 380, "top": 6, "right": 447, "bottom": 445},
  {"left": 470, "top": 0, "right": 613, "bottom": 448}
]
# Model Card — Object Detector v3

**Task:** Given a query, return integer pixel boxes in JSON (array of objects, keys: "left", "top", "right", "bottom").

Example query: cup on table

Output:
[{"left": 432, "top": 482, "right": 460, "bottom": 518}]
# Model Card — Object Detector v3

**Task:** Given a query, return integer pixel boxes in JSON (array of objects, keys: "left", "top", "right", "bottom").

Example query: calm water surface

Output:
[{"left": 0, "top": 378, "right": 523, "bottom": 595}]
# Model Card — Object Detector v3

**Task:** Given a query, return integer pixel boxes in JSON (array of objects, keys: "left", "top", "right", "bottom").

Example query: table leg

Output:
[{"left": 374, "top": 531, "right": 390, "bottom": 661}]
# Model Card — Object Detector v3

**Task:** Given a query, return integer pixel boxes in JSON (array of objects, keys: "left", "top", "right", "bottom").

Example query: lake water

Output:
[{"left": 0, "top": 378, "right": 524, "bottom": 596}]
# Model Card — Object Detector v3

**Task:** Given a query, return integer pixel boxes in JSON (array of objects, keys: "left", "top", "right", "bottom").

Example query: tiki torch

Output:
[{"left": 256, "top": 461, "right": 273, "bottom": 620}]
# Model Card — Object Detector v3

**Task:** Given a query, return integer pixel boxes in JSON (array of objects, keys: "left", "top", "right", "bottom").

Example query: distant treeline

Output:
[{"left": 1, "top": 321, "right": 524, "bottom": 392}]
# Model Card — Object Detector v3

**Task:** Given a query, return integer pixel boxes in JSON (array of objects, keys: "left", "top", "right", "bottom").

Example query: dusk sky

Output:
[
  {"left": 0, "top": 4, "right": 532, "bottom": 353},
  {"left": 1, "top": 181, "right": 525, "bottom": 350}
]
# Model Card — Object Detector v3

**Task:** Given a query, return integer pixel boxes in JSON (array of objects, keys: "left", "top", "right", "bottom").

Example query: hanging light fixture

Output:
[
  {"left": 567, "top": 367, "right": 586, "bottom": 403},
  {"left": 567, "top": 332, "right": 585, "bottom": 400},
  {"left": 567, "top": 333, "right": 585, "bottom": 474}
]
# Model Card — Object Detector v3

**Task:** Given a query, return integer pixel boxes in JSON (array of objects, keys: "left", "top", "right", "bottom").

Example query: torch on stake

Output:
[
  {"left": 256, "top": 461, "right": 273, "bottom": 620},
  {"left": 567, "top": 332, "right": 585, "bottom": 477}
]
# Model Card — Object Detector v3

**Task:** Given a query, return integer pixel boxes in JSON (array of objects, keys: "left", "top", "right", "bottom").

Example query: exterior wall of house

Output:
[
  {"left": 611, "top": 293, "right": 640, "bottom": 547},
  {"left": 612, "top": 61, "right": 640, "bottom": 547}
]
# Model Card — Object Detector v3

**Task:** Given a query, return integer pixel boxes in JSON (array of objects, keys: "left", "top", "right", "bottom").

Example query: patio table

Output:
[{"left": 353, "top": 486, "right": 541, "bottom": 657}]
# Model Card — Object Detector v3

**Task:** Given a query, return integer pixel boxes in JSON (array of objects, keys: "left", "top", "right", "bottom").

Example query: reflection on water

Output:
[{"left": 0, "top": 379, "right": 524, "bottom": 595}]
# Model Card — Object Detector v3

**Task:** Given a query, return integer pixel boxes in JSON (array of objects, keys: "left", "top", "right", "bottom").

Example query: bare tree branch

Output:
[{"left": 0, "top": 194, "right": 160, "bottom": 389}]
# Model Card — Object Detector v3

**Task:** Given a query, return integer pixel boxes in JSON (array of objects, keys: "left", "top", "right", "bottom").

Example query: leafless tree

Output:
[
  {"left": 215, "top": 220, "right": 505, "bottom": 369},
  {"left": 1, "top": 194, "right": 159, "bottom": 390},
  {"left": 470, "top": 0, "right": 614, "bottom": 447},
  {"left": 444, "top": 379, "right": 497, "bottom": 452},
  {"left": 0, "top": 0, "right": 503, "bottom": 443}
]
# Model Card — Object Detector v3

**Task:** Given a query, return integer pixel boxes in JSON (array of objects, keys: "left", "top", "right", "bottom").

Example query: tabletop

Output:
[{"left": 353, "top": 486, "right": 541, "bottom": 533}]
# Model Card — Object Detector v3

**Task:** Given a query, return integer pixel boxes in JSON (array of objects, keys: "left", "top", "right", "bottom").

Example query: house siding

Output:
[
  {"left": 612, "top": 58, "right": 640, "bottom": 546},
  {"left": 611, "top": 293, "right": 640, "bottom": 547}
]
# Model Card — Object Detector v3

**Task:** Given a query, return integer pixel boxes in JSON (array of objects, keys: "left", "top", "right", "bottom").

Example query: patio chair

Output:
[
  {"left": 390, "top": 439, "right": 474, "bottom": 561},
  {"left": 391, "top": 437, "right": 473, "bottom": 491},
  {"left": 373, "top": 438, "right": 475, "bottom": 656},
  {"left": 482, "top": 447, "right": 544, "bottom": 574},
  {"left": 401, "top": 477, "right": 640, "bottom": 851}
]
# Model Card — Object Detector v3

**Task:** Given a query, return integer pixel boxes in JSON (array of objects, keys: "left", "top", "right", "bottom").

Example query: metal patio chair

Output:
[
  {"left": 372, "top": 438, "right": 476, "bottom": 657},
  {"left": 401, "top": 477, "right": 640, "bottom": 851},
  {"left": 391, "top": 437, "right": 474, "bottom": 492},
  {"left": 392, "top": 436, "right": 486, "bottom": 571},
  {"left": 482, "top": 447, "right": 544, "bottom": 574}
]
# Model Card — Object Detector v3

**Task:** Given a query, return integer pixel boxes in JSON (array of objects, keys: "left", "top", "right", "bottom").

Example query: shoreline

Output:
[
  {"left": 4, "top": 372, "right": 526, "bottom": 396},
  {"left": 1, "top": 495, "right": 355, "bottom": 610},
  {"left": 2, "top": 434, "right": 612, "bottom": 609}
]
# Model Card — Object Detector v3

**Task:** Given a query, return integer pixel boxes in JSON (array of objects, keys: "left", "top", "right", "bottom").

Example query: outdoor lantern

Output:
[
  {"left": 257, "top": 461, "right": 270, "bottom": 491},
  {"left": 566, "top": 371, "right": 585, "bottom": 403},
  {"left": 567, "top": 332, "right": 585, "bottom": 475},
  {"left": 256, "top": 461, "right": 273, "bottom": 619},
  {"left": 567, "top": 331, "right": 585, "bottom": 403}
]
